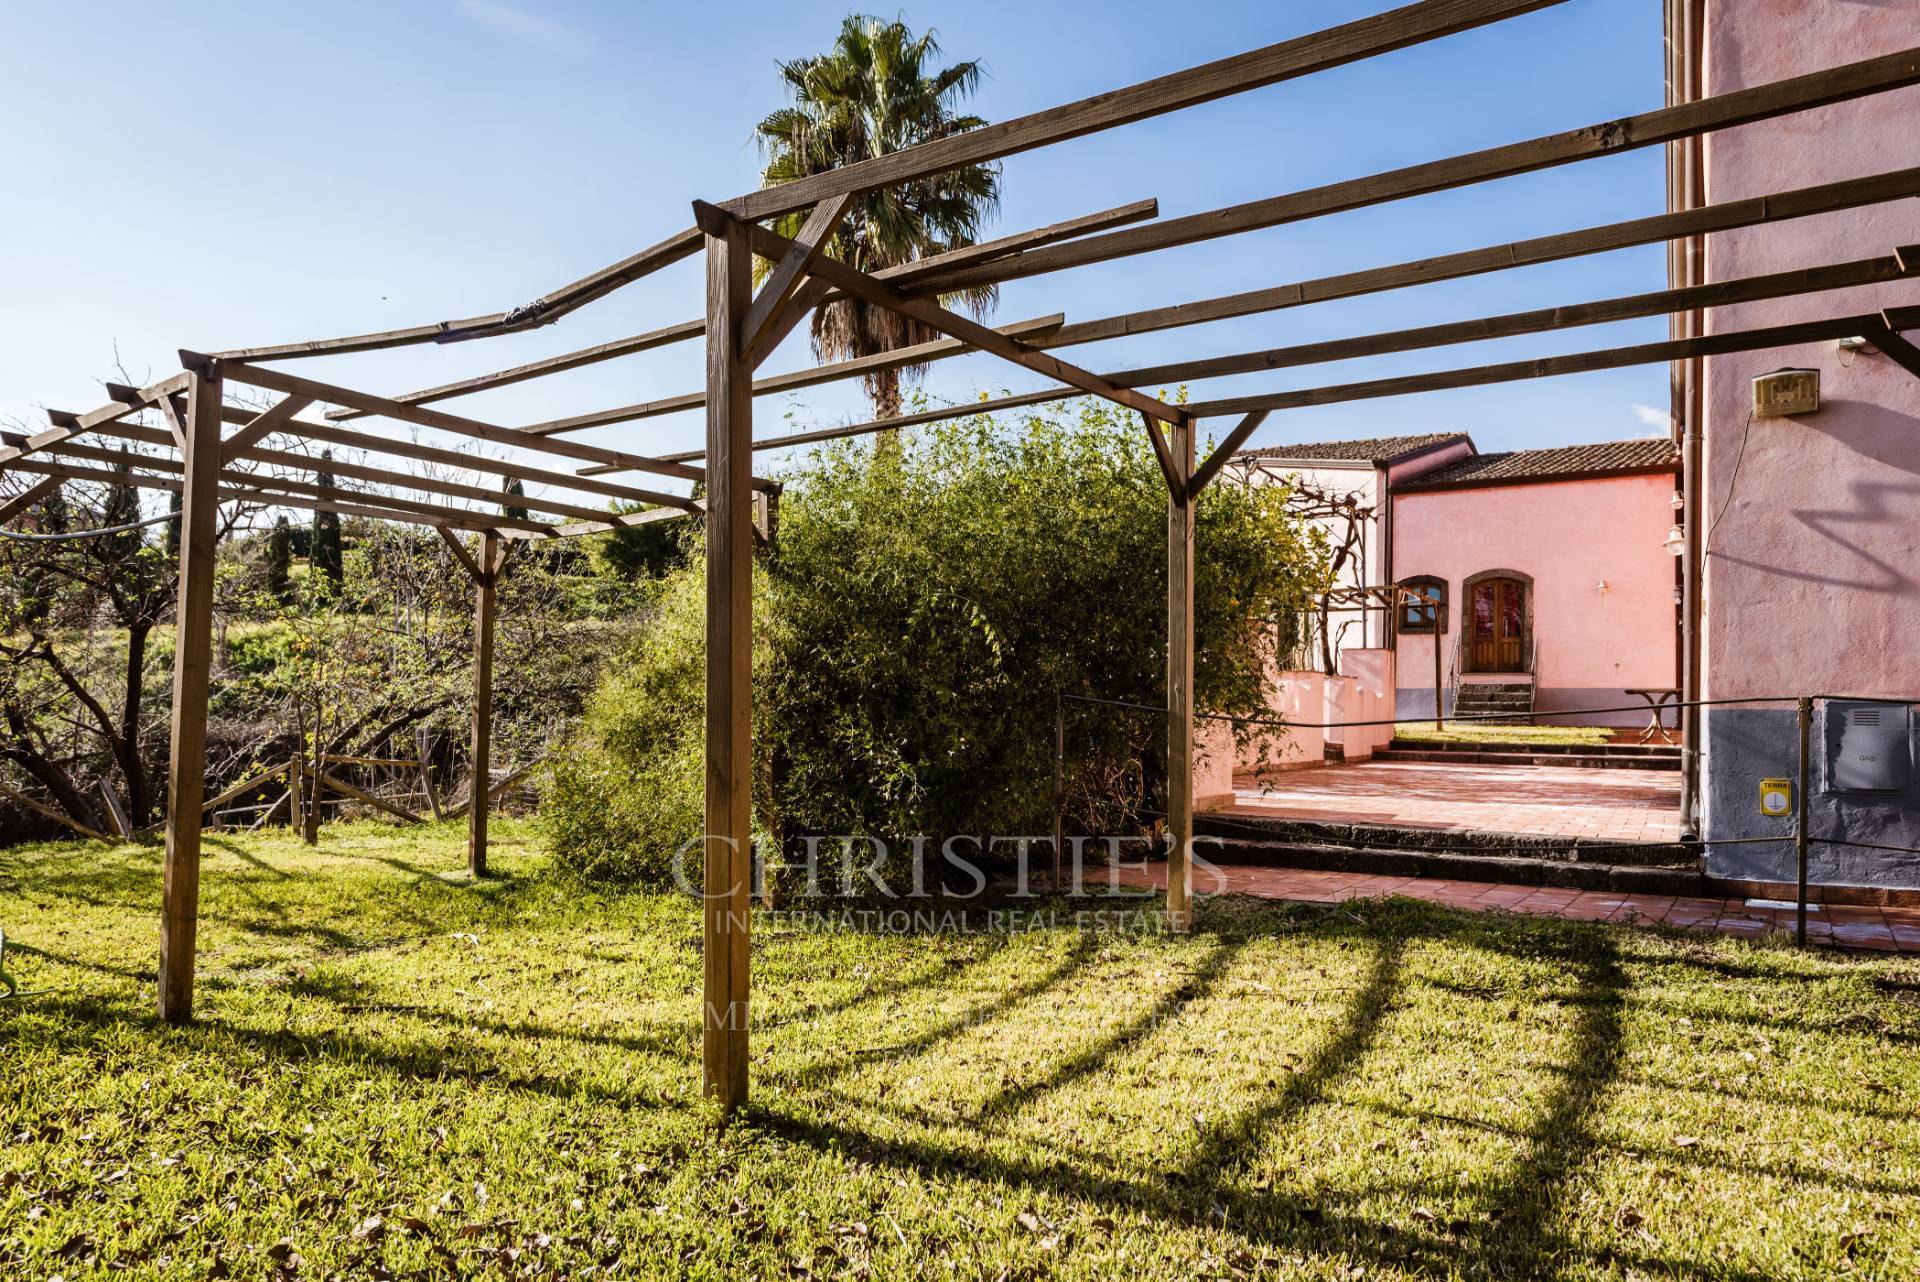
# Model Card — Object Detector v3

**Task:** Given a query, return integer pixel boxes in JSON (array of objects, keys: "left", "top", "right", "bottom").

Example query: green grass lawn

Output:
[
  {"left": 1393, "top": 722, "right": 1618, "bottom": 746},
  {"left": 3, "top": 822, "right": 1916, "bottom": 1280}
]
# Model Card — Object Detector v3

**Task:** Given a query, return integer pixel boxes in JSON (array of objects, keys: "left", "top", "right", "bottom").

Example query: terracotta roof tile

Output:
[
  {"left": 1235, "top": 433, "right": 1469, "bottom": 465},
  {"left": 1402, "top": 439, "right": 1680, "bottom": 488}
]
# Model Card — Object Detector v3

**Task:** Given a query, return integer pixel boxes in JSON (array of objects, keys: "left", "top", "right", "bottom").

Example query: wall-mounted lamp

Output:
[
  {"left": 1664, "top": 525, "right": 1686, "bottom": 556},
  {"left": 1753, "top": 368, "right": 1819, "bottom": 418},
  {"left": 1670, "top": 489, "right": 1685, "bottom": 510},
  {"left": 1595, "top": 580, "right": 1610, "bottom": 596}
]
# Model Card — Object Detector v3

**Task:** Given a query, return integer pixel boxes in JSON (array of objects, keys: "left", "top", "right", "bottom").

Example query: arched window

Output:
[{"left": 1397, "top": 576, "right": 1447, "bottom": 634}]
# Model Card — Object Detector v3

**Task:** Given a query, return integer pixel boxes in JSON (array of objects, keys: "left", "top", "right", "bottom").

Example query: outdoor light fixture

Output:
[
  {"left": 1670, "top": 489, "right": 1685, "bottom": 510},
  {"left": 1664, "top": 525, "right": 1686, "bottom": 556},
  {"left": 1752, "top": 367, "right": 1820, "bottom": 418},
  {"left": 1596, "top": 580, "right": 1610, "bottom": 595}
]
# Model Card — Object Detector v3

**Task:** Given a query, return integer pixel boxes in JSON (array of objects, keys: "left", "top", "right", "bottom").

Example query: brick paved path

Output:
[
  {"left": 1219, "top": 759, "right": 1682, "bottom": 843},
  {"left": 1111, "top": 862, "right": 1920, "bottom": 954}
]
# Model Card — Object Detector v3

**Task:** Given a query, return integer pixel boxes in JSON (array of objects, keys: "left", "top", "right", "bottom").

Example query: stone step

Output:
[
  {"left": 1374, "top": 747, "right": 1680, "bottom": 771},
  {"left": 1191, "top": 838, "right": 1711, "bottom": 897},
  {"left": 1388, "top": 738, "right": 1681, "bottom": 758},
  {"left": 1196, "top": 812, "right": 1695, "bottom": 868}
]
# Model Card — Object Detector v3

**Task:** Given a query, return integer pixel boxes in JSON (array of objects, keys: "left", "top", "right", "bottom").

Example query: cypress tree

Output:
[
  {"left": 312, "top": 450, "right": 344, "bottom": 592},
  {"left": 266, "top": 516, "right": 293, "bottom": 601}
]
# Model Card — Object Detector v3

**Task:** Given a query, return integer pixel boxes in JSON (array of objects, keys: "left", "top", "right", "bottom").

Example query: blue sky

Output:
[{"left": 0, "top": 0, "right": 1678, "bottom": 497}]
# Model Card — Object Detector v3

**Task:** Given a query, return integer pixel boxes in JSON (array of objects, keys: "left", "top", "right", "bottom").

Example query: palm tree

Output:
[{"left": 755, "top": 14, "right": 1000, "bottom": 421}]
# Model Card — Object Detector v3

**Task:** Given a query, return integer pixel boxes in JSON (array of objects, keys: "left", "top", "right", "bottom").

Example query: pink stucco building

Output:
[
  {"left": 1677, "top": 0, "right": 1920, "bottom": 889},
  {"left": 1392, "top": 441, "right": 1682, "bottom": 727},
  {"left": 1230, "top": 434, "right": 1682, "bottom": 732}
]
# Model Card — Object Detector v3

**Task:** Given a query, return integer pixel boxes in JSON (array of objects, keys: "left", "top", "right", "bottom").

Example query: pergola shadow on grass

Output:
[
  {"left": 4, "top": 827, "right": 1916, "bottom": 1278},
  {"left": 5, "top": 0, "right": 1920, "bottom": 1115}
]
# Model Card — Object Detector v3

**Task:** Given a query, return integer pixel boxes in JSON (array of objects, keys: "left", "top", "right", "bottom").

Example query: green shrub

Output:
[{"left": 546, "top": 397, "right": 1327, "bottom": 885}]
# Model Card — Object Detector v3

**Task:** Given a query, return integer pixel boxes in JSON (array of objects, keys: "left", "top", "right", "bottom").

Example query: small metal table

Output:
[{"left": 1624, "top": 688, "right": 1680, "bottom": 744}]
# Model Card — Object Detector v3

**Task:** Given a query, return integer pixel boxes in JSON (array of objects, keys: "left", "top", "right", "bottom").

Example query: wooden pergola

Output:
[{"left": 6, "top": 0, "right": 1920, "bottom": 1114}]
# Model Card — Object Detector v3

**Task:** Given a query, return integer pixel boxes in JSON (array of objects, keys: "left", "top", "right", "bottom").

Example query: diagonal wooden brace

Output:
[
  {"left": 693, "top": 200, "right": 1186, "bottom": 428},
  {"left": 742, "top": 194, "right": 856, "bottom": 369}
]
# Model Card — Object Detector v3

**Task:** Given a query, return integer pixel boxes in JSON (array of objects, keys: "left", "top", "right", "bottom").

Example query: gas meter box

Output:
[{"left": 1824, "top": 701, "right": 1912, "bottom": 794}]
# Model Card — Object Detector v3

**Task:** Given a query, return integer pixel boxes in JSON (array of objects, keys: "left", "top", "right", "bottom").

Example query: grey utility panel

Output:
[{"left": 1825, "top": 701, "right": 1913, "bottom": 793}]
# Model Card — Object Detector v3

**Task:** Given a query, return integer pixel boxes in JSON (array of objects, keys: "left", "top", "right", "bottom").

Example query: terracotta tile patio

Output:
[
  {"left": 1111, "top": 862, "right": 1920, "bottom": 954},
  {"left": 1216, "top": 758, "right": 1683, "bottom": 843}
]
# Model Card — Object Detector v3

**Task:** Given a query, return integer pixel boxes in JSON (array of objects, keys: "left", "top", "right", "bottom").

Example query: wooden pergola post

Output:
[
  {"left": 438, "top": 526, "right": 508, "bottom": 878},
  {"left": 469, "top": 531, "right": 500, "bottom": 878},
  {"left": 703, "top": 215, "right": 754, "bottom": 1112},
  {"left": 1165, "top": 418, "right": 1197, "bottom": 934},
  {"left": 158, "top": 362, "right": 224, "bottom": 1022}
]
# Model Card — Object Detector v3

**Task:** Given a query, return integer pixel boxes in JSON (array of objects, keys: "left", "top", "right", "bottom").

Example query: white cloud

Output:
[
  {"left": 456, "top": 0, "right": 590, "bottom": 58},
  {"left": 1629, "top": 402, "right": 1672, "bottom": 437}
]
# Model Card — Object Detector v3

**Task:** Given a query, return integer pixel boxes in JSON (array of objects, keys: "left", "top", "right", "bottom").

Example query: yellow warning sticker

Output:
[{"left": 1759, "top": 778, "right": 1793, "bottom": 816}]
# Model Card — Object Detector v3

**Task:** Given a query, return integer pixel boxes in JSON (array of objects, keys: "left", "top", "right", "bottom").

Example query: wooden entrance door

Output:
[{"left": 1468, "top": 577, "right": 1527, "bottom": 673}]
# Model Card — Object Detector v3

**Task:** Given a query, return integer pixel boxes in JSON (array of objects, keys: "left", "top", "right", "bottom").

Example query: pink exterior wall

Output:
[
  {"left": 1195, "top": 721, "right": 1236, "bottom": 809},
  {"left": 1334, "top": 648, "right": 1396, "bottom": 760},
  {"left": 1264, "top": 672, "right": 1329, "bottom": 767},
  {"left": 1697, "top": 0, "right": 1920, "bottom": 888},
  {"left": 1700, "top": 5, "right": 1920, "bottom": 701},
  {"left": 1392, "top": 473, "right": 1679, "bottom": 723}
]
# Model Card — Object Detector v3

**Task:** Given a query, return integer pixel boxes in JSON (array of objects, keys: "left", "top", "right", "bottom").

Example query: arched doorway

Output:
[{"left": 1465, "top": 573, "right": 1530, "bottom": 673}]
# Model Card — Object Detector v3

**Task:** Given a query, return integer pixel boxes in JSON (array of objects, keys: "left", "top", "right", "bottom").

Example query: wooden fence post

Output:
[
  {"left": 287, "top": 755, "right": 305, "bottom": 836},
  {"left": 703, "top": 215, "right": 754, "bottom": 1113},
  {"left": 1166, "top": 419, "right": 1196, "bottom": 934},
  {"left": 158, "top": 362, "right": 223, "bottom": 1022}
]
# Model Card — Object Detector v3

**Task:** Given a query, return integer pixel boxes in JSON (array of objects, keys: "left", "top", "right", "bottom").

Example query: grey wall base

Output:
[
  {"left": 1393, "top": 687, "right": 1655, "bottom": 728},
  {"left": 1702, "top": 706, "right": 1920, "bottom": 889}
]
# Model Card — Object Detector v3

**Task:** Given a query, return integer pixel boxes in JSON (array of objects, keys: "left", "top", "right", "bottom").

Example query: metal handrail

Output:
[{"left": 1445, "top": 631, "right": 1462, "bottom": 720}]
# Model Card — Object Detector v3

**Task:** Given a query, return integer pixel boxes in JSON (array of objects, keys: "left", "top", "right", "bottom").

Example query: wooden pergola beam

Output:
[
  {"left": 654, "top": 248, "right": 1913, "bottom": 463},
  {"left": 215, "top": 357, "right": 722, "bottom": 499},
  {"left": 333, "top": 199, "right": 1155, "bottom": 423},
  {"left": 0, "top": 372, "right": 188, "bottom": 467},
  {"left": 912, "top": 46, "right": 1920, "bottom": 295},
  {"left": 65, "top": 418, "right": 640, "bottom": 525},
  {"left": 541, "top": 312, "right": 1066, "bottom": 442},
  {"left": 1108, "top": 253, "right": 1917, "bottom": 388},
  {"left": 2, "top": 455, "right": 517, "bottom": 534},
  {"left": 698, "top": 202, "right": 1185, "bottom": 427},
  {"left": 1033, "top": 166, "right": 1920, "bottom": 351},
  {"left": 1183, "top": 310, "right": 1891, "bottom": 419},
  {"left": 322, "top": 319, "right": 703, "bottom": 422},
  {"left": 718, "top": 0, "right": 1566, "bottom": 222},
  {"left": 497, "top": 503, "right": 697, "bottom": 541},
  {"left": 649, "top": 389, "right": 1078, "bottom": 463},
  {"left": 603, "top": 169, "right": 1920, "bottom": 456},
  {"left": 25, "top": 439, "right": 558, "bottom": 533},
  {"left": 209, "top": 227, "right": 706, "bottom": 361}
]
